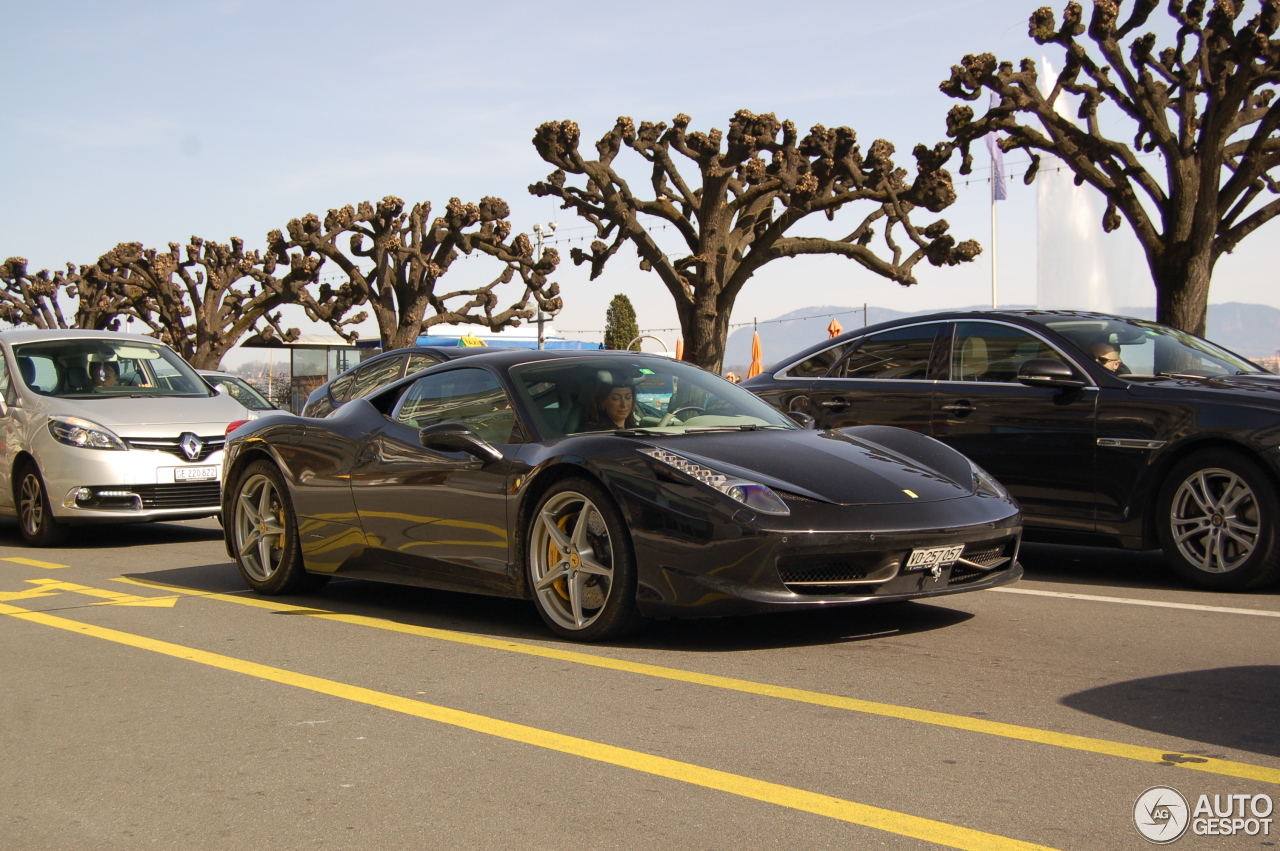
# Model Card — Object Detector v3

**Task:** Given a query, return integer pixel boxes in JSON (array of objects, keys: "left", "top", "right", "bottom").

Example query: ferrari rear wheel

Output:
[
  {"left": 230, "top": 461, "right": 326, "bottom": 595},
  {"left": 527, "top": 479, "right": 644, "bottom": 641}
]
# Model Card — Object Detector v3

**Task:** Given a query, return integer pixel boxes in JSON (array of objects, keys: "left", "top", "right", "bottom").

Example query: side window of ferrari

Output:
[
  {"left": 329, "top": 373, "right": 355, "bottom": 403},
  {"left": 832, "top": 324, "right": 940, "bottom": 380},
  {"left": 786, "top": 342, "right": 851, "bottom": 378},
  {"left": 395, "top": 368, "right": 519, "bottom": 445},
  {"left": 349, "top": 355, "right": 407, "bottom": 400},
  {"left": 950, "top": 322, "right": 1072, "bottom": 383}
]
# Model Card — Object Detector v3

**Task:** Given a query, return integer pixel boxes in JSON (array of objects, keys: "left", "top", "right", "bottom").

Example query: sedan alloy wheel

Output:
[
  {"left": 1169, "top": 467, "right": 1259, "bottom": 574},
  {"left": 1158, "top": 450, "right": 1280, "bottom": 590}
]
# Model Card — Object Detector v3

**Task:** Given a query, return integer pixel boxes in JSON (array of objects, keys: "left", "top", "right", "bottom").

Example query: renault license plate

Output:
[
  {"left": 175, "top": 466, "right": 218, "bottom": 481},
  {"left": 906, "top": 545, "right": 964, "bottom": 571}
]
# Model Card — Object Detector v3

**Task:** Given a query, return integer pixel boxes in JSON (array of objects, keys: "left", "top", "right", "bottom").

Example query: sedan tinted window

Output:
[
  {"left": 406, "top": 353, "right": 440, "bottom": 375},
  {"left": 395, "top": 368, "right": 518, "bottom": 444},
  {"left": 786, "top": 342, "right": 851, "bottom": 378},
  {"left": 349, "top": 355, "right": 407, "bottom": 400},
  {"left": 950, "top": 322, "right": 1071, "bottom": 383},
  {"left": 833, "top": 324, "right": 939, "bottom": 380}
]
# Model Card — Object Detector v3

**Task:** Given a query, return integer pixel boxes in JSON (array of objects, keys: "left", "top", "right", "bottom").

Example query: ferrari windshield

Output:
[
  {"left": 511, "top": 356, "right": 795, "bottom": 438},
  {"left": 12, "top": 338, "right": 213, "bottom": 398},
  {"left": 1031, "top": 315, "right": 1265, "bottom": 378}
]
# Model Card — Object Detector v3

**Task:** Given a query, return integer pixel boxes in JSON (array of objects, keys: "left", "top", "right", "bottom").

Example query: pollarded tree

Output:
[
  {"left": 941, "top": 0, "right": 1280, "bottom": 336},
  {"left": 281, "top": 196, "right": 563, "bottom": 350},
  {"left": 603, "top": 293, "right": 639, "bottom": 350},
  {"left": 84, "top": 237, "right": 353, "bottom": 369},
  {"left": 530, "top": 111, "right": 980, "bottom": 373},
  {"left": 0, "top": 256, "right": 141, "bottom": 331}
]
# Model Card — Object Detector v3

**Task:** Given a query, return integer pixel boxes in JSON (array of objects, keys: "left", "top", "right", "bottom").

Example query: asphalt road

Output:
[{"left": 1, "top": 518, "right": 1277, "bottom": 851}]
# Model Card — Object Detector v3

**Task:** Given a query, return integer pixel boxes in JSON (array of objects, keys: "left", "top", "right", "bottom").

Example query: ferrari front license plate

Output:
[
  {"left": 175, "top": 466, "right": 218, "bottom": 481},
  {"left": 906, "top": 545, "right": 964, "bottom": 571}
]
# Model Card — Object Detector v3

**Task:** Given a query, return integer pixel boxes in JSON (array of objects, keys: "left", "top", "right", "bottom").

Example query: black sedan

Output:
[
  {"left": 745, "top": 309, "right": 1280, "bottom": 591},
  {"left": 300, "top": 345, "right": 495, "bottom": 418},
  {"left": 222, "top": 351, "right": 1022, "bottom": 641}
]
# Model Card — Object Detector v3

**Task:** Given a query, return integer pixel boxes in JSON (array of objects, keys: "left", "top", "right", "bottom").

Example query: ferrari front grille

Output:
[{"left": 777, "top": 553, "right": 901, "bottom": 594}]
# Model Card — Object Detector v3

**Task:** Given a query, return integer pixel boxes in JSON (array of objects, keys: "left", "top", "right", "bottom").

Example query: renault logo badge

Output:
[{"left": 180, "top": 433, "right": 203, "bottom": 461}]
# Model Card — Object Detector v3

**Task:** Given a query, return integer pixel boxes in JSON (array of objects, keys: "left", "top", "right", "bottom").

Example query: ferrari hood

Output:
[{"left": 638, "top": 428, "right": 974, "bottom": 505}]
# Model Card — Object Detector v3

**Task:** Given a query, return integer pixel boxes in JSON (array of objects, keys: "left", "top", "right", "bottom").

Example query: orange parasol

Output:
[
  {"left": 827, "top": 318, "right": 843, "bottom": 338},
  {"left": 747, "top": 331, "right": 763, "bottom": 378},
  {"left": 675, "top": 338, "right": 684, "bottom": 360}
]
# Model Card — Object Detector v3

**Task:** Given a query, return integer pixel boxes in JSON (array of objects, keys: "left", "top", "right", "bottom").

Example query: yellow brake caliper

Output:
[{"left": 547, "top": 514, "right": 572, "bottom": 600}]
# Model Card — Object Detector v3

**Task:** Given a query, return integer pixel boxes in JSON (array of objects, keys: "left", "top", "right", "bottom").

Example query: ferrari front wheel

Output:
[{"left": 527, "top": 479, "right": 644, "bottom": 641}]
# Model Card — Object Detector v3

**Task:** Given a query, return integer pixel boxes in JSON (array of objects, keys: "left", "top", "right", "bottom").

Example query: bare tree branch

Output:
[
  {"left": 531, "top": 111, "right": 978, "bottom": 373},
  {"left": 940, "top": 0, "right": 1280, "bottom": 335}
]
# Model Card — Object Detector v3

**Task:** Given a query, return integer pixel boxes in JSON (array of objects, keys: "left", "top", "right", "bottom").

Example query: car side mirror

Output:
[
  {"left": 214, "top": 383, "right": 229, "bottom": 395},
  {"left": 784, "top": 410, "right": 816, "bottom": 429},
  {"left": 1017, "top": 358, "right": 1086, "bottom": 390},
  {"left": 419, "top": 422, "right": 503, "bottom": 463}
]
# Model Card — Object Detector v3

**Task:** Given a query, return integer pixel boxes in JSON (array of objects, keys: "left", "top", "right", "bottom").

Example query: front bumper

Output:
[
  {"left": 623, "top": 482, "right": 1024, "bottom": 618},
  {"left": 39, "top": 442, "right": 225, "bottom": 524}
]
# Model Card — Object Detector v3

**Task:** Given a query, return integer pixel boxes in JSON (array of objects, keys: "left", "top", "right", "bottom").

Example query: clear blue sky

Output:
[{"left": 3, "top": 0, "right": 1276, "bottom": 359}]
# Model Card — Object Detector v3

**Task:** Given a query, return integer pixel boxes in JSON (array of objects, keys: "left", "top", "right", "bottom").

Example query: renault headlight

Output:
[
  {"left": 970, "top": 461, "right": 1007, "bottom": 498},
  {"left": 640, "top": 448, "right": 790, "bottom": 515},
  {"left": 48, "top": 416, "right": 127, "bottom": 451}
]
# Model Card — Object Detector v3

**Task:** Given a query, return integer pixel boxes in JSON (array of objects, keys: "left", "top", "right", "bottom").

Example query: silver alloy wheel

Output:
[
  {"left": 1170, "top": 467, "right": 1261, "bottom": 574},
  {"left": 234, "top": 473, "right": 288, "bottom": 582},
  {"left": 529, "top": 490, "right": 615, "bottom": 631},
  {"left": 19, "top": 473, "right": 43, "bottom": 537}
]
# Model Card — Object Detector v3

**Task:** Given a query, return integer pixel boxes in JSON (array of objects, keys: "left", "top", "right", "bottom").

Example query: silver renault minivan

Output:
[{"left": 0, "top": 329, "right": 249, "bottom": 546}]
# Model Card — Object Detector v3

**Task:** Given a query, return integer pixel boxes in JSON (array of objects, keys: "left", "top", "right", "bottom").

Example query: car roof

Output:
[
  {"left": 768, "top": 308, "right": 1137, "bottom": 370},
  {"left": 406, "top": 348, "right": 679, "bottom": 370},
  {"left": 0, "top": 328, "right": 175, "bottom": 345},
  {"left": 361, "top": 345, "right": 502, "bottom": 363}
]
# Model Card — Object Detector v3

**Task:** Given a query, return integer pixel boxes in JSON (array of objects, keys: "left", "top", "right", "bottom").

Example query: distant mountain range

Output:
[{"left": 722, "top": 302, "right": 1280, "bottom": 370}]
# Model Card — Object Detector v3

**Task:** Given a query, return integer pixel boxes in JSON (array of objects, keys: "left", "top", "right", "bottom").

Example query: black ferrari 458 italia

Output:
[
  {"left": 745, "top": 309, "right": 1280, "bottom": 591},
  {"left": 222, "top": 351, "right": 1021, "bottom": 640}
]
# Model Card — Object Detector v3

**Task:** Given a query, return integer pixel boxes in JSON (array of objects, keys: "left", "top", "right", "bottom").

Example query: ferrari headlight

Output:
[
  {"left": 47, "top": 416, "right": 127, "bottom": 451},
  {"left": 640, "top": 448, "right": 790, "bottom": 515},
  {"left": 970, "top": 461, "right": 1007, "bottom": 498}
]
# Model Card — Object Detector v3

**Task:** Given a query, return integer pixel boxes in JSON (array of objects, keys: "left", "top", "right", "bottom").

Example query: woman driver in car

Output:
[{"left": 583, "top": 374, "right": 639, "bottom": 431}]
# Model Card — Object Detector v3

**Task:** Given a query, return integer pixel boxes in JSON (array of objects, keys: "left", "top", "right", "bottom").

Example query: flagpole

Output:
[{"left": 991, "top": 170, "right": 999, "bottom": 309}]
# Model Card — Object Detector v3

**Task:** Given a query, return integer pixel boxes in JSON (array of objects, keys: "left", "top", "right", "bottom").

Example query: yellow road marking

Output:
[
  {"left": 23, "top": 579, "right": 178, "bottom": 607},
  {"left": 114, "top": 576, "right": 1280, "bottom": 785},
  {"left": 0, "top": 586, "right": 63, "bottom": 602},
  {"left": 0, "top": 599, "right": 1058, "bottom": 851},
  {"left": 2, "top": 557, "right": 68, "bottom": 569}
]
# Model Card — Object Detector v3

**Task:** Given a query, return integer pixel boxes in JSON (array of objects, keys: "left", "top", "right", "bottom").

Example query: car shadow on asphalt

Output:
[
  {"left": 1018, "top": 542, "right": 1280, "bottom": 596},
  {"left": 1061, "top": 666, "right": 1280, "bottom": 759},
  {"left": 0, "top": 517, "right": 224, "bottom": 549},
  {"left": 126, "top": 563, "right": 975, "bottom": 652}
]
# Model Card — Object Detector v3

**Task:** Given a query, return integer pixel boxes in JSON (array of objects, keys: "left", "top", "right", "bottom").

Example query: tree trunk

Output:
[
  {"left": 677, "top": 290, "right": 732, "bottom": 375},
  {"left": 1151, "top": 249, "right": 1213, "bottom": 338}
]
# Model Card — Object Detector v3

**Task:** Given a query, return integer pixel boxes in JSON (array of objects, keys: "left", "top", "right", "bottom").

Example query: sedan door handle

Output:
[
  {"left": 941, "top": 402, "right": 976, "bottom": 414},
  {"left": 820, "top": 397, "right": 850, "bottom": 408}
]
